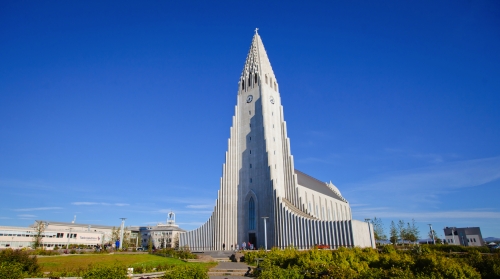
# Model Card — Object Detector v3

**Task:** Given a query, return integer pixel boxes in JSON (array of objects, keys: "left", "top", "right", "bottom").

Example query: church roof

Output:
[{"left": 294, "top": 170, "right": 346, "bottom": 202}]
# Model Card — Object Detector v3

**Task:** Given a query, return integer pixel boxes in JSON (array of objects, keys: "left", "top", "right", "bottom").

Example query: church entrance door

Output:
[{"left": 249, "top": 233, "right": 256, "bottom": 249}]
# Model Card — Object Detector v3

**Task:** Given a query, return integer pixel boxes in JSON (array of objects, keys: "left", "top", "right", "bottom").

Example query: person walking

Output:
[
  {"left": 223, "top": 243, "right": 225, "bottom": 250},
  {"left": 242, "top": 241, "right": 246, "bottom": 250}
]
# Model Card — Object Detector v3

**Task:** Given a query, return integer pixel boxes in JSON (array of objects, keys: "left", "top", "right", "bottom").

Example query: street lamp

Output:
[
  {"left": 428, "top": 224, "right": 435, "bottom": 245},
  {"left": 365, "top": 218, "right": 373, "bottom": 248},
  {"left": 261, "top": 217, "right": 269, "bottom": 251},
  {"left": 66, "top": 228, "right": 73, "bottom": 250},
  {"left": 119, "top": 218, "right": 127, "bottom": 250}
]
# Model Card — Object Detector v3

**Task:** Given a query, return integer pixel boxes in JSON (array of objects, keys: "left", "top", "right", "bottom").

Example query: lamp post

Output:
[
  {"left": 119, "top": 218, "right": 126, "bottom": 250},
  {"left": 365, "top": 218, "right": 373, "bottom": 248},
  {"left": 428, "top": 224, "right": 435, "bottom": 245},
  {"left": 261, "top": 217, "right": 269, "bottom": 251},
  {"left": 66, "top": 228, "right": 73, "bottom": 250}
]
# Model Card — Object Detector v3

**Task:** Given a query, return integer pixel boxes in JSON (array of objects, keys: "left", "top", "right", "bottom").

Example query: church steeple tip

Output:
[{"left": 240, "top": 29, "right": 276, "bottom": 89}]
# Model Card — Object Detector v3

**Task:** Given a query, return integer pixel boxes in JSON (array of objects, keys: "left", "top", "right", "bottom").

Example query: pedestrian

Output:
[
  {"left": 236, "top": 244, "right": 239, "bottom": 251},
  {"left": 242, "top": 241, "right": 246, "bottom": 250},
  {"left": 231, "top": 244, "right": 233, "bottom": 250},
  {"left": 223, "top": 243, "right": 225, "bottom": 250}
]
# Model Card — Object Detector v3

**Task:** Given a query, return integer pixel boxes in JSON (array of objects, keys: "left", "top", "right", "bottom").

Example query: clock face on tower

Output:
[
  {"left": 270, "top": 96, "right": 275, "bottom": 104},
  {"left": 247, "top": 95, "right": 253, "bottom": 103}
]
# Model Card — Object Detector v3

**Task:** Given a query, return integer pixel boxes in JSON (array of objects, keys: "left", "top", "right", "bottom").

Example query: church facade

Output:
[{"left": 179, "top": 31, "right": 374, "bottom": 250}]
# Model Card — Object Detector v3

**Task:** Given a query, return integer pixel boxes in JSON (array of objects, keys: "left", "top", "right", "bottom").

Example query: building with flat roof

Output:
[
  {"left": 443, "top": 227, "right": 484, "bottom": 246},
  {"left": 0, "top": 220, "right": 134, "bottom": 250},
  {"left": 139, "top": 212, "right": 185, "bottom": 249}
]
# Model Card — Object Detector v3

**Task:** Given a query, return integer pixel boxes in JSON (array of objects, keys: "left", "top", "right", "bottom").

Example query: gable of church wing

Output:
[{"left": 294, "top": 170, "right": 346, "bottom": 202}]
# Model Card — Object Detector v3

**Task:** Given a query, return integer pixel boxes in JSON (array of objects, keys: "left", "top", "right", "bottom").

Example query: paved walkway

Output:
[{"left": 209, "top": 262, "right": 251, "bottom": 278}]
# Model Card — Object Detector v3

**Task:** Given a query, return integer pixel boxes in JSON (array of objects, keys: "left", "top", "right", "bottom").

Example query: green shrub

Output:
[
  {"left": 153, "top": 248, "right": 197, "bottom": 260},
  {"left": 259, "top": 265, "right": 304, "bottom": 279},
  {"left": 0, "top": 249, "right": 40, "bottom": 274},
  {"left": 81, "top": 264, "right": 128, "bottom": 279},
  {"left": 460, "top": 250, "right": 500, "bottom": 279},
  {"left": 161, "top": 264, "right": 208, "bottom": 279},
  {"left": 0, "top": 262, "right": 24, "bottom": 279}
]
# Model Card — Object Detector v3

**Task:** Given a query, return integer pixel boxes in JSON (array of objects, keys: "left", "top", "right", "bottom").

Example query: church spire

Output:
[{"left": 240, "top": 30, "right": 277, "bottom": 89}]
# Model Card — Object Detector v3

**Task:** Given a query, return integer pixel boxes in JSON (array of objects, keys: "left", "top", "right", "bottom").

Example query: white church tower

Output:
[{"left": 179, "top": 30, "right": 374, "bottom": 250}]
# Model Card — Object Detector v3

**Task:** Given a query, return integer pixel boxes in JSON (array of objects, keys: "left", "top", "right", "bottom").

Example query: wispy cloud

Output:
[
  {"left": 12, "top": 207, "right": 62, "bottom": 212},
  {"left": 17, "top": 214, "right": 36, "bottom": 218},
  {"left": 349, "top": 156, "right": 500, "bottom": 193},
  {"left": 354, "top": 208, "right": 500, "bottom": 220},
  {"left": 71, "top": 202, "right": 130, "bottom": 206},
  {"left": 158, "top": 209, "right": 212, "bottom": 215}
]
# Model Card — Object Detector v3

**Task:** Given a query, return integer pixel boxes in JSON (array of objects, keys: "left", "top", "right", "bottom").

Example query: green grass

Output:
[{"left": 37, "top": 253, "right": 209, "bottom": 273}]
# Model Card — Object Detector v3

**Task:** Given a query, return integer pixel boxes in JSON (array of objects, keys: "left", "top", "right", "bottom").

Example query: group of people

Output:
[{"left": 222, "top": 242, "right": 255, "bottom": 251}]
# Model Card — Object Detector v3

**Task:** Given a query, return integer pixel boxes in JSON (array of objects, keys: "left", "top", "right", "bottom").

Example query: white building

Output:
[
  {"left": 139, "top": 212, "right": 185, "bottom": 249},
  {"left": 443, "top": 227, "right": 485, "bottom": 247},
  {"left": 0, "top": 221, "right": 119, "bottom": 250},
  {"left": 180, "top": 30, "right": 374, "bottom": 251}
]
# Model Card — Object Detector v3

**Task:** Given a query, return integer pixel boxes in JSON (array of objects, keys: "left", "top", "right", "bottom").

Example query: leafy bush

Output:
[
  {"left": 0, "top": 249, "right": 40, "bottom": 274},
  {"left": 0, "top": 262, "right": 24, "bottom": 279},
  {"left": 259, "top": 265, "right": 304, "bottom": 279},
  {"left": 81, "top": 264, "right": 128, "bottom": 279},
  {"left": 161, "top": 264, "right": 208, "bottom": 279},
  {"left": 244, "top": 246, "right": 500, "bottom": 279},
  {"left": 153, "top": 248, "right": 197, "bottom": 259},
  {"left": 29, "top": 249, "right": 59, "bottom": 256}
]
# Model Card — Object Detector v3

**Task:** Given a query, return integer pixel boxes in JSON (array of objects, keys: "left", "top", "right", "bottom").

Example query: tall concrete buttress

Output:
[{"left": 179, "top": 31, "right": 375, "bottom": 250}]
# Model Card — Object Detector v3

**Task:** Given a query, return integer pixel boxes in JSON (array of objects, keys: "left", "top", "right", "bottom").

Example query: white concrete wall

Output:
[{"left": 351, "top": 220, "right": 376, "bottom": 248}]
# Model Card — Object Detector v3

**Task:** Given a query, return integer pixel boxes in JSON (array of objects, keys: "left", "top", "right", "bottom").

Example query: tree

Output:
[
  {"left": 428, "top": 229, "right": 441, "bottom": 244},
  {"left": 390, "top": 221, "right": 398, "bottom": 244},
  {"left": 32, "top": 221, "right": 47, "bottom": 249},
  {"left": 147, "top": 236, "right": 153, "bottom": 253},
  {"left": 371, "top": 217, "right": 386, "bottom": 240},
  {"left": 173, "top": 234, "right": 180, "bottom": 249},
  {"left": 397, "top": 220, "right": 406, "bottom": 245},
  {"left": 406, "top": 219, "right": 420, "bottom": 244},
  {"left": 111, "top": 227, "right": 120, "bottom": 242}
]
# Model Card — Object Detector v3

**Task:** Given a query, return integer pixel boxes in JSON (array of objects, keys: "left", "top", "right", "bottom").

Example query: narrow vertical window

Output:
[
  {"left": 255, "top": 74, "right": 258, "bottom": 83},
  {"left": 265, "top": 75, "right": 268, "bottom": 84},
  {"left": 250, "top": 164, "right": 252, "bottom": 168},
  {"left": 249, "top": 197, "right": 255, "bottom": 230},
  {"left": 242, "top": 80, "right": 245, "bottom": 90},
  {"left": 250, "top": 178, "right": 252, "bottom": 183},
  {"left": 249, "top": 111, "right": 251, "bottom": 115},
  {"left": 249, "top": 150, "right": 251, "bottom": 154}
]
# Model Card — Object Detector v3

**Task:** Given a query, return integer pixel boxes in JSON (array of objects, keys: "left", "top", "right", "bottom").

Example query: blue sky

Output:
[{"left": 1, "top": 1, "right": 499, "bottom": 239}]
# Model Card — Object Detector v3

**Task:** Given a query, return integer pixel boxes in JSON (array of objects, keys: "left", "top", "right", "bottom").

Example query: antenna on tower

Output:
[{"left": 72, "top": 215, "right": 76, "bottom": 224}]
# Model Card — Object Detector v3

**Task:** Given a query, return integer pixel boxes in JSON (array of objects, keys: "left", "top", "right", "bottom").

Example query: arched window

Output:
[{"left": 249, "top": 197, "right": 255, "bottom": 230}]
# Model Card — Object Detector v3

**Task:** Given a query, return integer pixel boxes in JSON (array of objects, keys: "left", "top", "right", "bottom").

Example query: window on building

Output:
[
  {"left": 250, "top": 178, "right": 252, "bottom": 183},
  {"left": 249, "top": 197, "right": 255, "bottom": 230},
  {"left": 250, "top": 164, "right": 252, "bottom": 168},
  {"left": 242, "top": 80, "right": 245, "bottom": 90},
  {"left": 265, "top": 75, "right": 268, "bottom": 84}
]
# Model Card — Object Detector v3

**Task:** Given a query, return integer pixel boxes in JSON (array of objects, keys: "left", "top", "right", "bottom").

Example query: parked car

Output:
[{"left": 136, "top": 247, "right": 144, "bottom": 251}]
